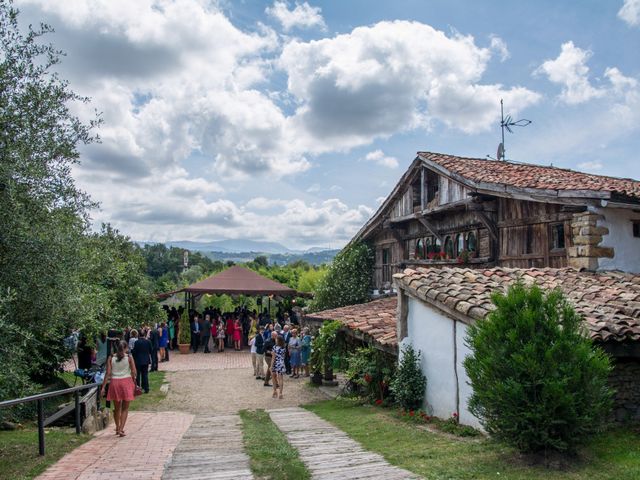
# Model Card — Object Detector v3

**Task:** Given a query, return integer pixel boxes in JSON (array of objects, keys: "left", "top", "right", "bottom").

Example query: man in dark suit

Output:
[
  {"left": 202, "top": 315, "right": 212, "bottom": 353},
  {"left": 132, "top": 330, "right": 153, "bottom": 393},
  {"left": 191, "top": 315, "right": 201, "bottom": 353},
  {"left": 149, "top": 326, "right": 159, "bottom": 372}
]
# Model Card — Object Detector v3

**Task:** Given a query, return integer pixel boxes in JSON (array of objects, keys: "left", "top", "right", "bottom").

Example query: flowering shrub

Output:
[
  {"left": 464, "top": 283, "right": 613, "bottom": 453},
  {"left": 309, "top": 242, "right": 374, "bottom": 312},
  {"left": 427, "top": 251, "right": 446, "bottom": 260},
  {"left": 346, "top": 346, "right": 395, "bottom": 402},
  {"left": 397, "top": 409, "right": 479, "bottom": 437},
  {"left": 397, "top": 408, "right": 431, "bottom": 424},
  {"left": 390, "top": 344, "right": 426, "bottom": 410}
]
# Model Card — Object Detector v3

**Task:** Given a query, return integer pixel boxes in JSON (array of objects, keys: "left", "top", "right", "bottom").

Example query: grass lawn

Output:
[
  {"left": 306, "top": 399, "right": 640, "bottom": 480},
  {"left": 239, "top": 409, "right": 310, "bottom": 480},
  {"left": 129, "top": 370, "right": 167, "bottom": 411},
  {"left": 0, "top": 427, "right": 90, "bottom": 480},
  {"left": 58, "top": 369, "right": 167, "bottom": 411}
]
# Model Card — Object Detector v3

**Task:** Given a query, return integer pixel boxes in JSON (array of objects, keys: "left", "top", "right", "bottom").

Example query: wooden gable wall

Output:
[{"left": 367, "top": 163, "right": 578, "bottom": 290}]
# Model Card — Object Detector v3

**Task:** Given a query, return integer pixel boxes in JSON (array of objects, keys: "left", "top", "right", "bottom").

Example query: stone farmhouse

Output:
[
  {"left": 352, "top": 152, "right": 640, "bottom": 291},
  {"left": 308, "top": 152, "right": 640, "bottom": 425}
]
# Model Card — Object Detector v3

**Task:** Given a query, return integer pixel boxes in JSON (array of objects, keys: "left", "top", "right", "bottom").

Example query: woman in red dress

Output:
[
  {"left": 225, "top": 315, "right": 234, "bottom": 348},
  {"left": 233, "top": 318, "right": 242, "bottom": 350}
]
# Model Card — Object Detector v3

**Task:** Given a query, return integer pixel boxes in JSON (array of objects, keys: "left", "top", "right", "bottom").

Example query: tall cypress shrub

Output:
[{"left": 464, "top": 283, "right": 613, "bottom": 453}]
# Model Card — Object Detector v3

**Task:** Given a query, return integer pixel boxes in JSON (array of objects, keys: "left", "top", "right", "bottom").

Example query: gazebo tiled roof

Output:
[{"left": 394, "top": 267, "right": 640, "bottom": 343}]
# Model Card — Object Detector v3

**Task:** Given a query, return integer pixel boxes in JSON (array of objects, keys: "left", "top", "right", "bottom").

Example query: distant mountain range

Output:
[
  {"left": 136, "top": 239, "right": 340, "bottom": 265},
  {"left": 139, "top": 239, "right": 336, "bottom": 254}
]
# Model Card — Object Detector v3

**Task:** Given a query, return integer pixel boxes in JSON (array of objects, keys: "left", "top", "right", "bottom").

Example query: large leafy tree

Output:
[
  {"left": 0, "top": 1, "right": 100, "bottom": 385},
  {"left": 81, "top": 224, "right": 163, "bottom": 331},
  {"left": 0, "top": 3, "right": 162, "bottom": 405},
  {"left": 310, "top": 242, "right": 374, "bottom": 311}
]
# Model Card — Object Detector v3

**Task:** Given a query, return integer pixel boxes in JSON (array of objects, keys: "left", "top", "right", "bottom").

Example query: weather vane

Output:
[{"left": 488, "top": 99, "right": 531, "bottom": 161}]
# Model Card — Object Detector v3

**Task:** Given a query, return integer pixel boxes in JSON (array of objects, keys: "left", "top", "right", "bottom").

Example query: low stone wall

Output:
[
  {"left": 81, "top": 389, "right": 110, "bottom": 434},
  {"left": 610, "top": 359, "right": 640, "bottom": 423}
]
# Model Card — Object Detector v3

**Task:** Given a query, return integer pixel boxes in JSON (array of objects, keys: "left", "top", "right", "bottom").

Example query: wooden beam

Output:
[
  {"left": 414, "top": 214, "right": 443, "bottom": 242},
  {"left": 389, "top": 226, "right": 406, "bottom": 260},
  {"left": 477, "top": 211, "right": 498, "bottom": 242}
]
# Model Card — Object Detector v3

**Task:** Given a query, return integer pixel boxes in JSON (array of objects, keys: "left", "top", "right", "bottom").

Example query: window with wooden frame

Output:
[
  {"left": 434, "top": 237, "right": 442, "bottom": 254},
  {"left": 455, "top": 233, "right": 464, "bottom": 256},
  {"left": 550, "top": 223, "right": 566, "bottom": 250},
  {"left": 444, "top": 236, "right": 454, "bottom": 259},
  {"left": 382, "top": 248, "right": 391, "bottom": 283},
  {"left": 415, "top": 238, "right": 425, "bottom": 259},
  {"left": 425, "top": 236, "right": 434, "bottom": 256},
  {"left": 466, "top": 232, "right": 477, "bottom": 255}
]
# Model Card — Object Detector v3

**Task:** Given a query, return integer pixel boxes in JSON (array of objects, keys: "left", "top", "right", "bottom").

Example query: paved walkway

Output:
[
  {"left": 159, "top": 349, "right": 252, "bottom": 372},
  {"left": 162, "top": 414, "right": 252, "bottom": 480},
  {"left": 36, "top": 412, "right": 193, "bottom": 480},
  {"left": 39, "top": 350, "right": 350, "bottom": 480},
  {"left": 269, "top": 407, "right": 420, "bottom": 480},
  {"left": 152, "top": 350, "right": 328, "bottom": 413}
]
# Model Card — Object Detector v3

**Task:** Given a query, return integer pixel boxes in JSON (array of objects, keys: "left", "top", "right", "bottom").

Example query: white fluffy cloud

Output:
[
  {"left": 490, "top": 35, "right": 510, "bottom": 62},
  {"left": 266, "top": 1, "right": 326, "bottom": 31},
  {"left": 364, "top": 150, "right": 399, "bottom": 169},
  {"left": 82, "top": 173, "right": 373, "bottom": 246},
  {"left": 619, "top": 0, "right": 640, "bottom": 26},
  {"left": 14, "top": 2, "right": 549, "bottom": 246},
  {"left": 18, "top": 0, "right": 310, "bottom": 181},
  {"left": 522, "top": 42, "right": 640, "bottom": 171},
  {"left": 535, "top": 41, "right": 604, "bottom": 105},
  {"left": 280, "top": 21, "right": 539, "bottom": 140}
]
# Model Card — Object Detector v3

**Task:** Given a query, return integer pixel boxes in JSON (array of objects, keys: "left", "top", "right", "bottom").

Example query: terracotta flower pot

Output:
[{"left": 178, "top": 343, "right": 191, "bottom": 354}]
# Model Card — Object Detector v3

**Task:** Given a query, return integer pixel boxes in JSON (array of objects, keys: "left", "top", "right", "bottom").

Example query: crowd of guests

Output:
[
  {"left": 251, "top": 323, "right": 312, "bottom": 399},
  {"left": 76, "top": 304, "right": 311, "bottom": 435}
]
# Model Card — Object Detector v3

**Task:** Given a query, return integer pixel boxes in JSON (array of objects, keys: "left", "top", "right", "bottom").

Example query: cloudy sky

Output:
[{"left": 16, "top": 0, "right": 640, "bottom": 249}]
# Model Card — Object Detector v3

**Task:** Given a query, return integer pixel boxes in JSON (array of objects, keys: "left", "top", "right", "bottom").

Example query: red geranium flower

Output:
[
  {"left": 409, "top": 410, "right": 415, "bottom": 417},
  {"left": 452, "top": 412, "right": 458, "bottom": 418},
  {"left": 375, "top": 399, "right": 383, "bottom": 406},
  {"left": 364, "top": 374, "right": 372, "bottom": 383}
]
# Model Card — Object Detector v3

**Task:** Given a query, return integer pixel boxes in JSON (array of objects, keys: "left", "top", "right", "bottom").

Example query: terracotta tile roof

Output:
[
  {"left": 394, "top": 267, "right": 640, "bottom": 343},
  {"left": 418, "top": 152, "right": 640, "bottom": 202},
  {"left": 306, "top": 297, "right": 398, "bottom": 348}
]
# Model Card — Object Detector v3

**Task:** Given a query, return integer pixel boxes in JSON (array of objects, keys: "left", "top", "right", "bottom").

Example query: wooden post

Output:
[
  {"left": 420, "top": 167, "right": 425, "bottom": 211},
  {"left": 74, "top": 391, "right": 81, "bottom": 434},
  {"left": 37, "top": 399, "right": 45, "bottom": 456}
]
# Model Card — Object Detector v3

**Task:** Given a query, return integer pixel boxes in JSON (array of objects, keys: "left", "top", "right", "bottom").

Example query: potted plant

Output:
[
  {"left": 178, "top": 309, "right": 191, "bottom": 354},
  {"left": 310, "top": 320, "right": 342, "bottom": 386}
]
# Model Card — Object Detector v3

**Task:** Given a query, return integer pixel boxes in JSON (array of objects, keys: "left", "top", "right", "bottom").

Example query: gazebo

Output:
[{"left": 159, "top": 266, "right": 298, "bottom": 311}]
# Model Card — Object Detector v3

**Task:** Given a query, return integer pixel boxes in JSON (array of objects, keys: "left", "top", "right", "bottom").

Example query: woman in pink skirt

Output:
[{"left": 101, "top": 340, "right": 136, "bottom": 437}]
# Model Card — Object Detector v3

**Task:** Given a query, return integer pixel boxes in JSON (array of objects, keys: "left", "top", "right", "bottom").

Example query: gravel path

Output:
[{"left": 149, "top": 352, "right": 328, "bottom": 413}]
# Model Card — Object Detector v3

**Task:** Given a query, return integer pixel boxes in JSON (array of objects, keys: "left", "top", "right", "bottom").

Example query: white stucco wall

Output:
[
  {"left": 593, "top": 206, "right": 640, "bottom": 272},
  {"left": 401, "top": 296, "right": 482, "bottom": 429}
]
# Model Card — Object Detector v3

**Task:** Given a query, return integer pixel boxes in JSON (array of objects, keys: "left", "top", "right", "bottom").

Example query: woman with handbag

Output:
[{"left": 101, "top": 340, "right": 138, "bottom": 437}]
